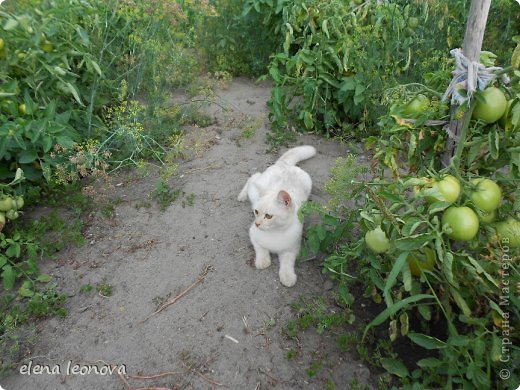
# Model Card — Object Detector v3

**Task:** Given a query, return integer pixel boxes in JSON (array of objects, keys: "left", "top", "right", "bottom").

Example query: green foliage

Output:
[
  {"left": 304, "top": 68, "right": 520, "bottom": 388},
  {"left": 246, "top": 0, "right": 519, "bottom": 142},
  {"left": 196, "top": 0, "right": 277, "bottom": 76},
  {"left": 96, "top": 279, "right": 113, "bottom": 297},
  {"left": 286, "top": 295, "right": 354, "bottom": 337},
  {"left": 153, "top": 179, "right": 182, "bottom": 211},
  {"left": 0, "top": 0, "right": 202, "bottom": 184},
  {"left": 0, "top": 282, "right": 66, "bottom": 372},
  {"left": 301, "top": 49, "right": 520, "bottom": 384}
]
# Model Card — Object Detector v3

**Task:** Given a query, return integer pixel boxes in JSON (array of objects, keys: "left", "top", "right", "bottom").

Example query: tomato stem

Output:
[{"left": 450, "top": 101, "right": 476, "bottom": 172}]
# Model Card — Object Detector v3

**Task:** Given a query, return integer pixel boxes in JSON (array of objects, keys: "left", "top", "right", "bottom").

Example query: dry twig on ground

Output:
[{"left": 140, "top": 264, "right": 213, "bottom": 324}]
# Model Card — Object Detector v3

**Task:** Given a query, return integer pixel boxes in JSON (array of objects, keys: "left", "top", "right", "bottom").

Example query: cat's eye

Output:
[
  {"left": 265, "top": 213, "right": 272, "bottom": 219},
  {"left": 254, "top": 209, "right": 259, "bottom": 215}
]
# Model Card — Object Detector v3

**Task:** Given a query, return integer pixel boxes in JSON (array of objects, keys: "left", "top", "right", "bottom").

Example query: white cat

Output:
[{"left": 238, "top": 145, "right": 316, "bottom": 287}]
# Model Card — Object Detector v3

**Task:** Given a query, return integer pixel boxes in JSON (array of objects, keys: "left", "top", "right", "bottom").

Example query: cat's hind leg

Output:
[{"left": 278, "top": 251, "right": 297, "bottom": 287}]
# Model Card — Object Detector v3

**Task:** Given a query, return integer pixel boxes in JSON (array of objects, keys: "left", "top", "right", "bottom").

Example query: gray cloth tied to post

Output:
[{"left": 442, "top": 48, "right": 509, "bottom": 106}]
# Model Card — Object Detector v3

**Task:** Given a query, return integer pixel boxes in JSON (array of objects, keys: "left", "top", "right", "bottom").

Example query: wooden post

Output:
[{"left": 441, "top": 0, "right": 492, "bottom": 167}]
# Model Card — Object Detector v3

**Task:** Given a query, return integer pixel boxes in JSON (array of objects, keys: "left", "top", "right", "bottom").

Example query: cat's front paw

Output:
[
  {"left": 279, "top": 269, "right": 297, "bottom": 287},
  {"left": 255, "top": 255, "right": 271, "bottom": 269}
]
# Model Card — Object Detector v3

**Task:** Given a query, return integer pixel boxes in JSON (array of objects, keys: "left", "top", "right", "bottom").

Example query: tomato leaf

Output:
[
  {"left": 442, "top": 251, "right": 455, "bottom": 286},
  {"left": 383, "top": 251, "right": 408, "bottom": 301},
  {"left": 65, "top": 82, "right": 85, "bottom": 106},
  {"left": 450, "top": 287, "right": 471, "bottom": 317},
  {"left": 18, "top": 150, "right": 38, "bottom": 164},
  {"left": 395, "top": 233, "right": 435, "bottom": 251},
  {"left": 418, "top": 304, "right": 431, "bottom": 321},
  {"left": 36, "top": 274, "right": 52, "bottom": 283},
  {"left": 488, "top": 130, "right": 499, "bottom": 160},
  {"left": 363, "top": 294, "right": 434, "bottom": 339},
  {"left": 408, "top": 332, "right": 446, "bottom": 349},
  {"left": 2, "top": 265, "right": 16, "bottom": 290},
  {"left": 402, "top": 262, "right": 412, "bottom": 292},
  {"left": 417, "top": 357, "right": 443, "bottom": 368},
  {"left": 381, "top": 358, "right": 409, "bottom": 378}
]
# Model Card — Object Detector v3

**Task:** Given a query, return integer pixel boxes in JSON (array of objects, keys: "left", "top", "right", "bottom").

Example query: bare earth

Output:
[{"left": 2, "top": 78, "right": 376, "bottom": 389}]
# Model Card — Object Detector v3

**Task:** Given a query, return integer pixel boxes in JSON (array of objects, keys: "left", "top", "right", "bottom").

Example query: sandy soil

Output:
[{"left": 1, "top": 78, "right": 376, "bottom": 390}]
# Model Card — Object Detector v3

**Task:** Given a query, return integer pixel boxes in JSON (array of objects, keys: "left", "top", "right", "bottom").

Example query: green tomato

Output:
[
  {"left": 41, "top": 40, "right": 54, "bottom": 53},
  {"left": 0, "top": 212, "right": 5, "bottom": 231},
  {"left": 365, "top": 227, "right": 391, "bottom": 254},
  {"left": 408, "top": 17, "right": 419, "bottom": 29},
  {"left": 0, "top": 38, "right": 4, "bottom": 50},
  {"left": 5, "top": 209, "right": 19, "bottom": 220},
  {"left": 403, "top": 94, "right": 430, "bottom": 117},
  {"left": 472, "top": 87, "right": 507, "bottom": 124},
  {"left": 15, "top": 196, "right": 24, "bottom": 210},
  {"left": 18, "top": 103, "right": 26, "bottom": 115},
  {"left": 477, "top": 209, "right": 496, "bottom": 224},
  {"left": 442, "top": 206, "right": 480, "bottom": 241},
  {"left": 470, "top": 178, "right": 502, "bottom": 212},
  {"left": 494, "top": 218, "right": 520, "bottom": 248},
  {"left": 407, "top": 247, "right": 436, "bottom": 277},
  {"left": 424, "top": 175, "right": 460, "bottom": 204},
  {"left": 0, "top": 196, "right": 14, "bottom": 212}
]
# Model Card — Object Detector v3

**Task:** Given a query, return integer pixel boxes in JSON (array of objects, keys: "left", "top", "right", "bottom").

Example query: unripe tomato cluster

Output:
[
  {"left": 363, "top": 174, "right": 517, "bottom": 277},
  {"left": 0, "top": 194, "right": 24, "bottom": 232},
  {"left": 423, "top": 175, "right": 517, "bottom": 246}
]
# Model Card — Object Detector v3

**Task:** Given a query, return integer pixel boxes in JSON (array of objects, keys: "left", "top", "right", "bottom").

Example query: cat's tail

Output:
[{"left": 276, "top": 145, "right": 316, "bottom": 166}]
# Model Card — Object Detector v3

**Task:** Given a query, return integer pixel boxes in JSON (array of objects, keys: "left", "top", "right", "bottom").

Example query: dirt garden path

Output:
[{"left": 2, "top": 78, "right": 377, "bottom": 389}]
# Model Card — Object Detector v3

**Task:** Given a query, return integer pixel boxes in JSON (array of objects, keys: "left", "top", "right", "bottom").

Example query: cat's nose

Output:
[{"left": 255, "top": 222, "right": 260, "bottom": 227}]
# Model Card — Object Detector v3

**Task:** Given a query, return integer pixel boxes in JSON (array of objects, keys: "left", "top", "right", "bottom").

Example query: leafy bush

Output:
[
  {"left": 0, "top": 0, "right": 202, "bottom": 184},
  {"left": 301, "top": 40, "right": 520, "bottom": 389},
  {"left": 196, "top": 0, "right": 277, "bottom": 76},
  {"left": 245, "top": 0, "right": 519, "bottom": 141}
]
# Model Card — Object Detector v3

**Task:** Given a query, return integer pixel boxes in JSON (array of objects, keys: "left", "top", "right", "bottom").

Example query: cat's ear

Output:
[{"left": 277, "top": 190, "right": 292, "bottom": 207}]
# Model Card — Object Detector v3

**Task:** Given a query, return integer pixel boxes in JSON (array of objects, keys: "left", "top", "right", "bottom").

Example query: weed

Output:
[
  {"left": 285, "top": 319, "right": 299, "bottom": 339},
  {"left": 286, "top": 349, "right": 296, "bottom": 360},
  {"left": 290, "top": 295, "right": 349, "bottom": 335},
  {"left": 80, "top": 284, "right": 95, "bottom": 294},
  {"left": 265, "top": 126, "right": 296, "bottom": 154},
  {"left": 325, "top": 378, "right": 336, "bottom": 390},
  {"left": 337, "top": 332, "right": 358, "bottom": 353},
  {"left": 231, "top": 116, "right": 262, "bottom": 146},
  {"left": 96, "top": 280, "right": 113, "bottom": 297},
  {"left": 100, "top": 197, "right": 124, "bottom": 219},
  {"left": 305, "top": 352, "right": 327, "bottom": 378},
  {"left": 349, "top": 378, "right": 370, "bottom": 390},
  {"left": 182, "top": 193, "right": 196, "bottom": 208},
  {"left": 153, "top": 180, "right": 182, "bottom": 211},
  {"left": 0, "top": 283, "right": 67, "bottom": 372}
]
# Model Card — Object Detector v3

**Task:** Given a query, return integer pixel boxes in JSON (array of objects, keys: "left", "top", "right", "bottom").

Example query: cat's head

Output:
[{"left": 253, "top": 190, "right": 295, "bottom": 230}]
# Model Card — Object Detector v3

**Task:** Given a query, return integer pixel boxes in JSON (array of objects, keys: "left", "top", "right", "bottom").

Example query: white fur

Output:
[{"left": 238, "top": 146, "right": 316, "bottom": 287}]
